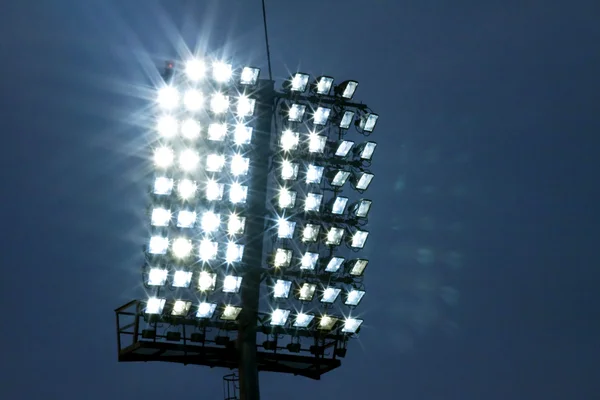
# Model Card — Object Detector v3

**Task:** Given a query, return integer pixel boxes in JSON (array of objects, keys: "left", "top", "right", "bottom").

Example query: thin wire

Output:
[{"left": 261, "top": 0, "right": 273, "bottom": 80}]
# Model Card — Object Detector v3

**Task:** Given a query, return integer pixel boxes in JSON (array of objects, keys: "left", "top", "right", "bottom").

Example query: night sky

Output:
[{"left": 2, "top": 1, "right": 599, "bottom": 399}]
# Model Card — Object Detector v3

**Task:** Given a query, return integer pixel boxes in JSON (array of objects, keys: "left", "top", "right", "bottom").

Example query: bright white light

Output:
[
  {"left": 206, "top": 153, "right": 225, "bottom": 172},
  {"left": 316, "top": 76, "right": 334, "bottom": 95},
  {"left": 360, "top": 113, "right": 379, "bottom": 132},
  {"left": 288, "top": 104, "right": 306, "bottom": 122},
  {"left": 230, "top": 154, "right": 249, "bottom": 176},
  {"left": 240, "top": 67, "right": 260, "bottom": 85},
  {"left": 236, "top": 96, "right": 256, "bottom": 117},
  {"left": 172, "top": 300, "right": 191, "bottom": 316},
  {"left": 326, "top": 227, "right": 344, "bottom": 246},
  {"left": 212, "top": 61, "right": 233, "bottom": 82},
  {"left": 270, "top": 309, "right": 291, "bottom": 326},
  {"left": 290, "top": 73, "right": 309, "bottom": 92},
  {"left": 198, "top": 271, "right": 217, "bottom": 291},
  {"left": 325, "top": 256, "right": 344, "bottom": 272},
  {"left": 319, "top": 315, "right": 337, "bottom": 330},
  {"left": 185, "top": 59, "right": 205, "bottom": 81},
  {"left": 274, "top": 248, "right": 292, "bottom": 267},
  {"left": 178, "top": 149, "right": 200, "bottom": 171},
  {"left": 176, "top": 210, "right": 196, "bottom": 228},
  {"left": 273, "top": 279, "right": 292, "bottom": 298},
  {"left": 293, "top": 312, "right": 314, "bottom": 328},
  {"left": 154, "top": 147, "right": 174, "bottom": 168},
  {"left": 229, "top": 183, "right": 248, "bottom": 204},
  {"left": 331, "top": 197, "right": 349, "bottom": 215},
  {"left": 177, "top": 179, "right": 197, "bottom": 200},
  {"left": 210, "top": 93, "right": 229, "bottom": 114},
  {"left": 360, "top": 142, "right": 377, "bottom": 160},
  {"left": 355, "top": 199, "right": 372, "bottom": 218},
  {"left": 346, "top": 290, "right": 365, "bottom": 306},
  {"left": 321, "top": 287, "right": 341, "bottom": 303},
  {"left": 234, "top": 124, "right": 252, "bottom": 145},
  {"left": 157, "top": 115, "right": 178, "bottom": 138},
  {"left": 183, "top": 89, "right": 203, "bottom": 111},
  {"left": 313, "top": 107, "right": 331, "bottom": 125},
  {"left": 221, "top": 305, "right": 242, "bottom": 321},
  {"left": 227, "top": 214, "right": 246, "bottom": 235},
  {"left": 200, "top": 211, "right": 220, "bottom": 233},
  {"left": 302, "top": 224, "right": 320, "bottom": 242},
  {"left": 205, "top": 180, "right": 224, "bottom": 201},
  {"left": 308, "top": 133, "right": 327, "bottom": 154},
  {"left": 278, "top": 188, "right": 297, "bottom": 209},
  {"left": 149, "top": 236, "right": 168, "bottom": 254},
  {"left": 172, "top": 237, "right": 192, "bottom": 259},
  {"left": 277, "top": 219, "right": 296, "bottom": 239},
  {"left": 146, "top": 297, "right": 166, "bottom": 314},
  {"left": 223, "top": 275, "right": 242, "bottom": 293},
  {"left": 280, "top": 129, "right": 299, "bottom": 151},
  {"left": 301, "top": 252, "right": 319, "bottom": 270},
  {"left": 298, "top": 283, "right": 316, "bottom": 301},
  {"left": 181, "top": 118, "right": 201, "bottom": 139},
  {"left": 351, "top": 230, "right": 369, "bottom": 248},
  {"left": 306, "top": 164, "right": 324, "bottom": 184},
  {"left": 331, "top": 170, "right": 351, "bottom": 187},
  {"left": 226, "top": 242, "right": 244, "bottom": 263},
  {"left": 304, "top": 193, "right": 323, "bottom": 212},
  {"left": 341, "top": 81, "right": 358, "bottom": 99},
  {"left": 355, "top": 173, "right": 374, "bottom": 191},
  {"left": 340, "top": 110, "right": 355, "bottom": 129},
  {"left": 197, "top": 302, "right": 217, "bottom": 318},
  {"left": 281, "top": 160, "right": 299, "bottom": 180},
  {"left": 173, "top": 270, "right": 193, "bottom": 288},
  {"left": 349, "top": 259, "right": 368, "bottom": 276},
  {"left": 151, "top": 207, "right": 171, "bottom": 226},
  {"left": 335, "top": 140, "right": 354, "bottom": 157},
  {"left": 157, "top": 86, "right": 179, "bottom": 110},
  {"left": 208, "top": 123, "right": 227, "bottom": 141},
  {"left": 153, "top": 177, "right": 173, "bottom": 195},
  {"left": 198, "top": 239, "right": 218, "bottom": 261},
  {"left": 342, "top": 318, "right": 363, "bottom": 333},
  {"left": 147, "top": 268, "right": 168, "bottom": 286}
]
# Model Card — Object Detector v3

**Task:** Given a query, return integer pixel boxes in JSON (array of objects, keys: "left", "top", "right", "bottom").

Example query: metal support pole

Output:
[{"left": 237, "top": 79, "right": 275, "bottom": 400}]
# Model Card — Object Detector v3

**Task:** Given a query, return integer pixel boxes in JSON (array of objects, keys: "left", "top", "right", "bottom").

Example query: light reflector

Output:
[
  {"left": 223, "top": 275, "right": 242, "bottom": 293},
  {"left": 172, "top": 270, "right": 193, "bottom": 288},
  {"left": 331, "top": 197, "right": 349, "bottom": 215},
  {"left": 198, "top": 239, "right": 218, "bottom": 261},
  {"left": 280, "top": 129, "right": 299, "bottom": 151},
  {"left": 313, "top": 107, "right": 331, "bottom": 125},
  {"left": 274, "top": 248, "right": 292, "bottom": 267},
  {"left": 278, "top": 188, "right": 297, "bottom": 209},
  {"left": 221, "top": 305, "right": 242, "bottom": 321},
  {"left": 270, "top": 309, "right": 291, "bottom": 326},
  {"left": 185, "top": 59, "right": 205, "bottom": 81},
  {"left": 208, "top": 123, "right": 228, "bottom": 141},
  {"left": 277, "top": 219, "right": 296, "bottom": 239},
  {"left": 151, "top": 207, "right": 171, "bottom": 227},
  {"left": 319, "top": 315, "right": 337, "bottom": 330},
  {"left": 339, "top": 111, "right": 355, "bottom": 129},
  {"left": 360, "top": 113, "right": 379, "bottom": 132},
  {"left": 240, "top": 67, "right": 260, "bottom": 85},
  {"left": 306, "top": 164, "right": 324, "bottom": 184},
  {"left": 321, "top": 287, "right": 341, "bottom": 303},
  {"left": 273, "top": 279, "right": 292, "bottom": 298},
  {"left": 335, "top": 140, "right": 354, "bottom": 157},
  {"left": 154, "top": 147, "right": 174, "bottom": 168},
  {"left": 342, "top": 318, "right": 363, "bottom": 333},
  {"left": 236, "top": 96, "right": 256, "bottom": 117},
  {"left": 331, "top": 170, "right": 351, "bottom": 187},
  {"left": 325, "top": 256, "right": 344, "bottom": 272},
  {"left": 226, "top": 242, "right": 244, "bottom": 263},
  {"left": 157, "top": 86, "right": 179, "bottom": 110},
  {"left": 358, "top": 141, "right": 377, "bottom": 160},
  {"left": 298, "top": 283, "right": 317, "bottom": 301},
  {"left": 345, "top": 290, "right": 366, "bottom": 306},
  {"left": 308, "top": 133, "right": 327, "bottom": 154},
  {"left": 233, "top": 124, "right": 252, "bottom": 145},
  {"left": 147, "top": 268, "right": 168, "bottom": 286},
  {"left": 181, "top": 118, "right": 201, "bottom": 140},
  {"left": 153, "top": 177, "right": 173, "bottom": 195},
  {"left": 229, "top": 183, "right": 248, "bottom": 204},
  {"left": 146, "top": 297, "right": 166, "bottom": 314},
  {"left": 301, "top": 252, "right": 319, "bottom": 270},
  {"left": 281, "top": 160, "right": 299, "bottom": 181},
  {"left": 212, "top": 61, "right": 233, "bottom": 82},
  {"left": 230, "top": 154, "right": 250, "bottom": 176},
  {"left": 315, "top": 76, "right": 334, "bottom": 95},
  {"left": 210, "top": 93, "right": 229, "bottom": 114},
  {"left": 177, "top": 179, "right": 197, "bottom": 200},
  {"left": 227, "top": 214, "right": 246, "bottom": 235},
  {"left": 302, "top": 224, "right": 320, "bottom": 242},
  {"left": 337, "top": 80, "right": 358, "bottom": 99},
  {"left": 206, "top": 153, "right": 225, "bottom": 172},
  {"left": 289, "top": 73, "right": 310, "bottom": 92},
  {"left": 157, "top": 115, "right": 178, "bottom": 138},
  {"left": 198, "top": 271, "right": 217, "bottom": 291},
  {"left": 178, "top": 149, "right": 200, "bottom": 172},
  {"left": 293, "top": 313, "right": 314, "bottom": 328},
  {"left": 176, "top": 210, "right": 196, "bottom": 228},
  {"left": 354, "top": 199, "right": 372, "bottom": 218},
  {"left": 304, "top": 193, "right": 323, "bottom": 212},
  {"left": 201, "top": 211, "right": 220, "bottom": 233},
  {"left": 351, "top": 230, "right": 369, "bottom": 249},
  {"left": 354, "top": 172, "right": 374, "bottom": 191},
  {"left": 288, "top": 104, "right": 306, "bottom": 122},
  {"left": 172, "top": 237, "right": 192, "bottom": 259},
  {"left": 349, "top": 259, "right": 368, "bottom": 276},
  {"left": 183, "top": 89, "right": 203, "bottom": 111},
  {"left": 197, "top": 302, "right": 217, "bottom": 318},
  {"left": 326, "top": 227, "right": 344, "bottom": 246},
  {"left": 148, "top": 236, "right": 168, "bottom": 254},
  {"left": 205, "top": 180, "right": 224, "bottom": 201}
]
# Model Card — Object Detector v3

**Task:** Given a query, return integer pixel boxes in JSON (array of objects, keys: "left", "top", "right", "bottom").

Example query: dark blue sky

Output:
[{"left": 1, "top": 1, "right": 599, "bottom": 399}]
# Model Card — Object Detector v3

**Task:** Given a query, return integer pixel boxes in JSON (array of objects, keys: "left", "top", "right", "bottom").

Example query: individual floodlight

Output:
[
  {"left": 293, "top": 312, "right": 314, "bottom": 328},
  {"left": 208, "top": 122, "right": 228, "bottom": 141},
  {"left": 221, "top": 305, "right": 242, "bottom": 321},
  {"left": 206, "top": 153, "right": 225, "bottom": 172},
  {"left": 359, "top": 113, "right": 379, "bottom": 132},
  {"left": 353, "top": 172, "right": 374, "bottom": 191},
  {"left": 157, "top": 115, "right": 178, "bottom": 138},
  {"left": 205, "top": 180, "right": 225, "bottom": 201},
  {"left": 273, "top": 279, "right": 292, "bottom": 298},
  {"left": 288, "top": 104, "right": 306, "bottom": 122},
  {"left": 178, "top": 149, "right": 200, "bottom": 172},
  {"left": 281, "top": 160, "right": 299, "bottom": 180},
  {"left": 325, "top": 256, "right": 344, "bottom": 272},
  {"left": 154, "top": 147, "right": 174, "bottom": 168},
  {"left": 147, "top": 268, "right": 168, "bottom": 286},
  {"left": 356, "top": 141, "right": 377, "bottom": 160},
  {"left": 327, "top": 170, "right": 349, "bottom": 187},
  {"left": 308, "top": 133, "right": 327, "bottom": 154},
  {"left": 301, "top": 252, "right": 319, "bottom": 270},
  {"left": 198, "top": 239, "right": 218, "bottom": 261},
  {"left": 230, "top": 154, "right": 249, "bottom": 176},
  {"left": 200, "top": 211, "right": 220, "bottom": 233},
  {"left": 345, "top": 290, "right": 366, "bottom": 306},
  {"left": 240, "top": 66, "right": 260, "bottom": 85},
  {"left": 210, "top": 93, "right": 229, "bottom": 114},
  {"left": 321, "top": 287, "right": 341, "bottom": 303},
  {"left": 183, "top": 89, "right": 203, "bottom": 111},
  {"left": 318, "top": 315, "right": 337, "bottom": 330},
  {"left": 172, "top": 270, "right": 193, "bottom": 288},
  {"left": 280, "top": 129, "right": 299, "bottom": 151},
  {"left": 185, "top": 59, "right": 205, "bottom": 81},
  {"left": 226, "top": 242, "right": 244, "bottom": 263},
  {"left": 236, "top": 95, "right": 256, "bottom": 117},
  {"left": 335, "top": 80, "right": 358, "bottom": 99},
  {"left": 177, "top": 179, "right": 197, "bottom": 200},
  {"left": 176, "top": 210, "right": 196, "bottom": 228},
  {"left": 172, "top": 237, "right": 192, "bottom": 259},
  {"left": 229, "top": 183, "right": 248, "bottom": 204},
  {"left": 157, "top": 86, "right": 179, "bottom": 110},
  {"left": 298, "top": 283, "right": 317, "bottom": 301},
  {"left": 349, "top": 259, "right": 368, "bottom": 276},
  {"left": 273, "top": 248, "right": 292, "bottom": 268},
  {"left": 270, "top": 309, "right": 291, "bottom": 326},
  {"left": 148, "top": 235, "right": 168, "bottom": 255},
  {"left": 342, "top": 318, "right": 363, "bottom": 334},
  {"left": 233, "top": 123, "right": 252, "bottom": 145},
  {"left": 302, "top": 224, "right": 320, "bottom": 243},
  {"left": 313, "top": 107, "right": 331, "bottom": 126},
  {"left": 146, "top": 297, "right": 166, "bottom": 314},
  {"left": 334, "top": 140, "right": 354, "bottom": 157},
  {"left": 212, "top": 61, "right": 233, "bottom": 83},
  {"left": 314, "top": 76, "right": 334, "bottom": 95},
  {"left": 326, "top": 227, "right": 344, "bottom": 246},
  {"left": 197, "top": 271, "right": 217, "bottom": 291},
  {"left": 196, "top": 302, "right": 217, "bottom": 318},
  {"left": 227, "top": 214, "right": 246, "bottom": 235},
  {"left": 352, "top": 199, "right": 372, "bottom": 218},
  {"left": 339, "top": 110, "right": 355, "bottom": 129},
  {"left": 331, "top": 197, "right": 349, "bottom": 215},
  {"left": 304, "top": 193, "right": 323, "bottom": 212},
  {"left": 181, "top": 118, "right": 201, "bottom": 140},
  {"left": 278, "top": 188, "right": 297, "bottom": 209},
  {"left": 151, "top": 207, "right": 171, "bottom": 227},
  {"left": 305, "top": 164, "right": 324, "bottom": 184},
  {"left": 286, "top": 73, "right": 310, "bottom": 92},
  {"left": 350, "top": 230, "right": 369, "bottom": 249},
  {"left": 153, "top": 177, "right": 173, "bottom": 195},
  {"left": 223, "top": 275, "right": 242, "bottom": 293},
  {"left": 277, "top": 219, "right": 296, "bottom": 239}
]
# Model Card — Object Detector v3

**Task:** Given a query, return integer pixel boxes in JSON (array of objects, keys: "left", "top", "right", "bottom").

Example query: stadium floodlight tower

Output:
[{"left": 115, "top": 59, "right": 379, "bottom": 400}]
